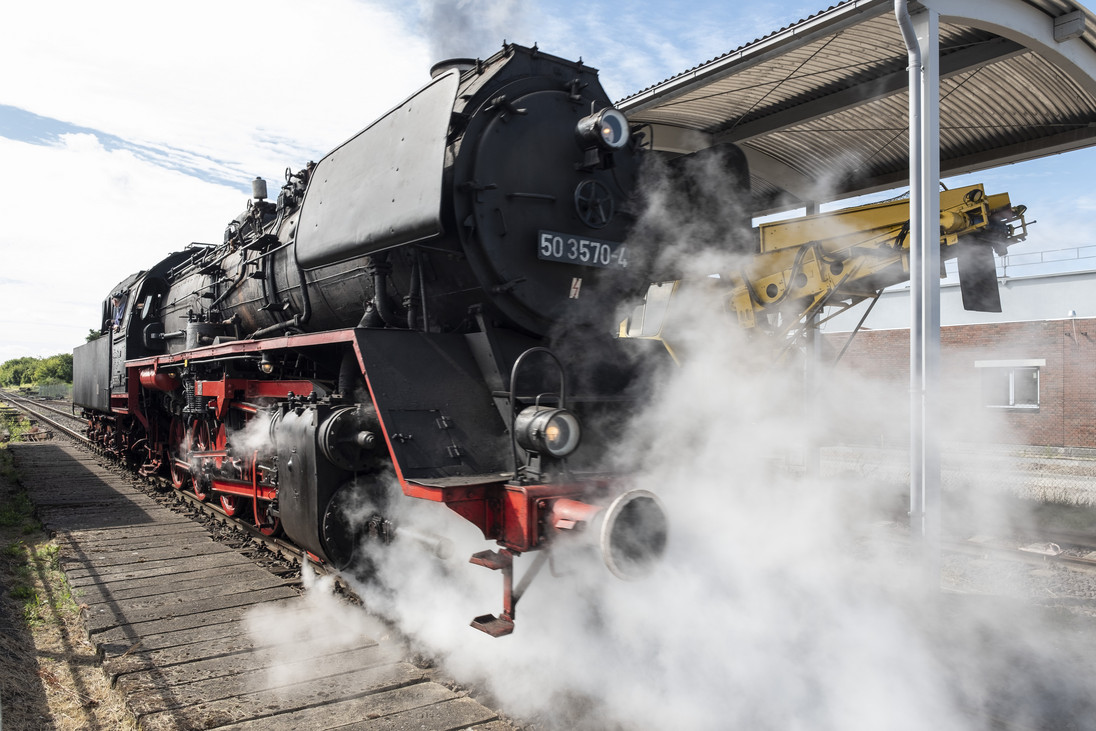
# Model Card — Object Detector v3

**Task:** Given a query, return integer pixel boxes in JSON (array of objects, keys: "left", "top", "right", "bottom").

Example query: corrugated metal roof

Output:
[{"left": 618, "top": 0, "right": 1096, "bottom": 213}]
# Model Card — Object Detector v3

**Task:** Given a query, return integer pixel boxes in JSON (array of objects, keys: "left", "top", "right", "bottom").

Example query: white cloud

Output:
[
  {"left": 517, "top": 2, "right": 821, "bottom": 101},
  {"left": 0, "top": 0, "right": 435, "bottom": 363},
  {"left": 2, "top": 0, "right": 432, "bottom": 180},
  {"left": 4, "top": 0, "right": 1090, "bottom": 360},
  {"left": 0, "top": 133, "right": 243, "bottom": 361}
]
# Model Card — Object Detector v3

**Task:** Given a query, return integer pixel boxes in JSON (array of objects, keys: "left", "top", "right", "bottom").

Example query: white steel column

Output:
[
  {"left": 805, "top": 201, "right": 822, "bottom": 480},
  {"left": 896, "top": 1, "right": 941, "bottom": 573}
]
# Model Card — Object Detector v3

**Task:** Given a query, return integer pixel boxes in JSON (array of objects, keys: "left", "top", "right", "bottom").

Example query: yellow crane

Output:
[{"left": 620, "top": 184, "right": 1030, "bottom": 362}]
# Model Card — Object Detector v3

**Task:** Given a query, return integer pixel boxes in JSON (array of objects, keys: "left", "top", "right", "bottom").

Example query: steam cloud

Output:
[
  {"left": 331, "top": 336, "right": 1096, "bottom": 730},
  {"left": 245, "top": 153, "right": 1096, "bottom": 728},
  {"left": 417, "top": 0, "right": 527, "bottom": 62},
  {"left": 226, "top": 409, "right": 273, "bottom": 458},
  {"left": 244, "top": 565, "right": 403, "bottom": 691}
]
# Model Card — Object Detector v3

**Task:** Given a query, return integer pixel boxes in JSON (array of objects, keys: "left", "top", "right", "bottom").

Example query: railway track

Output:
[
  {"left": 2, "top": 392, "right": 83, "bottom": 439},
  {"left": 7, "top": 391, "right": 1096, "bottom": 729},
  {"left": 3, "top": 391, "right": 516, "bottom": 730},
  {"left": 945, "top": 533, "right": 1096, "bottom": 574},
  {"left": 10, "top": 390, "right": 1096, "bottom": 585},
  {"left": 1, "top": 390, "right": 333, "bottom": 578}
]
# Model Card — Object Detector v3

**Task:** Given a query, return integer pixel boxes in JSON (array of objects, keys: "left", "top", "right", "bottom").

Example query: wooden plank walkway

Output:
[{"left": 11, "top": 441, "right": 513, "bottom": 731}]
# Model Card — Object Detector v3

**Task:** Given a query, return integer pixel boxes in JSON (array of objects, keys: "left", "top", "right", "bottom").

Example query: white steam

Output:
[
  {"left": 225, "top": 409, "right": 273, "bottom": 458},
  {"left": 327, "top": 322, "right": 1096, "bottom": 730},
  {"left": 241, "top": 155, "right": 1096, "bottom": 728},
  {"left": 243, "top": 564, "right": 403, "bottom": 693}
]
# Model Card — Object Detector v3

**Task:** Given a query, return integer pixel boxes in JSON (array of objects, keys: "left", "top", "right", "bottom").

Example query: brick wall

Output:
[{"left": 825, "top": 318, "right": 1096, "bottom": 448}]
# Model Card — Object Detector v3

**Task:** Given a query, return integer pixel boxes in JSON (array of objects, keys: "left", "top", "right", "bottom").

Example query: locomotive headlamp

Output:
[
  {"left": 515, "top": 405, "right": 581, "bottom": 458},
  {"left": 576, "top": 108, "right": 630, "bottom": 151},
  {"left": 259, "top": 353, "right": 274, "bottom": 374}
]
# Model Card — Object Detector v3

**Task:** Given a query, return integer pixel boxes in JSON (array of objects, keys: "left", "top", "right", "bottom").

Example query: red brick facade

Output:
[{"left": 826, "top": 318, "right": 1096, "bottom": 448}]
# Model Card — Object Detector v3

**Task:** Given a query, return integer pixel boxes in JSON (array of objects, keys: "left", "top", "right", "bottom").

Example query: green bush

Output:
[{"left": 0, "top": 353, "right": 72, "bottom": 386}]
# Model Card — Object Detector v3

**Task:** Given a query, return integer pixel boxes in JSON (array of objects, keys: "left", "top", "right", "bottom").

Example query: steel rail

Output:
[
  {"left": 0, "top": 390, "right": 333, "bottom": 581},
  {"left": 1, "top": 391, "right": 85, "bottom": 442},
  {"left": 944, "top": 536, "right": 1096, "bottom": 574}
]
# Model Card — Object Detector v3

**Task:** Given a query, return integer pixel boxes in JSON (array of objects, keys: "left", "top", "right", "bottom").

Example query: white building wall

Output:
[{"left": 822, "top": 268, "right": 1096, "bottom": 332}]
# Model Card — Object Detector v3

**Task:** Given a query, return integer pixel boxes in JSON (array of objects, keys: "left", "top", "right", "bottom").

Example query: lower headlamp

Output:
[{"left": 515, "top": 406, "right": 581, "bottom": 458}]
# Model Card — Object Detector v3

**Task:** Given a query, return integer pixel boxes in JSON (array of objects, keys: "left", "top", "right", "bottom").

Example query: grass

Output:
[
  {"left": 0, "top": 435, "right": 137, "bottom": 728},
  {"left": 1, "top": 405, "right": 35, "bottom": 515},
  {"left": 0, "top": 444, "right": 39, "bottom": 539},
  {"left": 0, "top": 433, "right": 69, "bottom": 626},
  {"left": 15, "top": 543, "right": 74, "bottom": 627},
  {"left": 0, "top": 491, "right": 35, "bottom": 528},
  {"left": 0, "top": 422, "right": 36, "bottom": 538},
  {"left": 0, "top": 435, "right": 21, "bottom": 481},
  {"left": 1, "top": 410, "right": 32, "bottom": 443},
  {"left": 2, "top": 538, "right": 24, "bottom": 558}
]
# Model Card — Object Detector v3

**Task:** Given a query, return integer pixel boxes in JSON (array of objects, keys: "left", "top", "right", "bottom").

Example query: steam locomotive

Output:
[{"left": 73, "top": 44, "right": 675, "bottom": 636}]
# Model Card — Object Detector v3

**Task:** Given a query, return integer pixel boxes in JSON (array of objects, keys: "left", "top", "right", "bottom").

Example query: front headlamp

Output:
[
  {"left": 515, "top": 405, "right": 581, "bottom": 458},
  {"left": 576, "top": 108, "right": 630, "bottom": 151}
]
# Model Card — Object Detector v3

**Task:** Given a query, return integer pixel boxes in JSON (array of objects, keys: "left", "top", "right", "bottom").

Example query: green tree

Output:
[
  {"left": 0, "top": 354, "right": 74, "bottom": 386},
  {"left": 0, "top": 357, "right": 38, "bottom": 386},
  {"left": 33, "top": 354, "right": 73, "bottom": 384}
]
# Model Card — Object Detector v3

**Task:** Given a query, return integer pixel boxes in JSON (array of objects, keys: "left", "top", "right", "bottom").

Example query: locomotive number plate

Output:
[{"left": 537, "top": 230, "right": 628, "bottom": 269}]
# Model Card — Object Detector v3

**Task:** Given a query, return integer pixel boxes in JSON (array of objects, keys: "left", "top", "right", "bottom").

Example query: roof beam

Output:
[
  {"left": 822, "top": 126, "right": 1096, "bottom": 196},
  {"left": 922, "top": 0, "right": 1096, "bottom": 98},
  {"left": 939, "top": 126, "right": 1096, "bottom": 178},
  {"left": 716, "top": 36, "right": 1024, "bottom": 143},
  {"left": 640, "top": 124, "right": 714, "bottom": 155},
  {"left": 622, "top": 0, "right": 1096, "bottom": 211}
]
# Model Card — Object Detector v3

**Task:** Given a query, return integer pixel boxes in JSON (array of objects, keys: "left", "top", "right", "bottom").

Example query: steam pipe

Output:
[
  {"left": 417, "top": 248, "right": 428, "bottom": 330},
  {"left": 406, "top": 254, "right": 422, "bottom": 331},
  {"left": 248, "top": 260, "right": 314, "bottom": 338},
  {"left": 546, "top": 498, "right": 603, "bottom": 530},
  {"left": 371, "top": 254, "right": 408, "bottom": 328},
  {"left": 249, "top": 316, "right": 302, "bottom": 339},
  {"left": 294, "top": 258, "right": 313, "bottom": 326}
]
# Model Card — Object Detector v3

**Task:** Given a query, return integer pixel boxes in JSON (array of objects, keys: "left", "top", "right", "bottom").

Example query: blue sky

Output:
[{"left": 1, "top": 0, "right": 1093, "bottom": 362}]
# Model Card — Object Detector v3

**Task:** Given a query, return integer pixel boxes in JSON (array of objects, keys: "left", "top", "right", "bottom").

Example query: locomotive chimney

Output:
[
  {"left": 252, "top": 176, "right": 267, "bottom": 201},
  {"left": 429, "top": 57, "right": 476, "bottom": 79}
]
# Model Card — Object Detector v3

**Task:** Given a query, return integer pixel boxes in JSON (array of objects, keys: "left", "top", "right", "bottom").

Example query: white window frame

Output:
[{"left": 974, "top": 359, "right": 1043, "bottom": 410}]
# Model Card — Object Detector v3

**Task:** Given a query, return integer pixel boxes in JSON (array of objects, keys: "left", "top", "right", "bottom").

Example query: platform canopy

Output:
[{"left": 617, "top": 0, "right": 1096, "bottom": 215}]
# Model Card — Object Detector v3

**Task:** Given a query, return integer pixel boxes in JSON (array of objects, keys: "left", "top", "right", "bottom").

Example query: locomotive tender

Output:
[{"left": 73, "top": 44, "right": 674, "bottom": 636}]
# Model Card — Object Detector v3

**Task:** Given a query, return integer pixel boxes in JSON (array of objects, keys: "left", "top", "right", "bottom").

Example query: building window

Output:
[{"left": 975, "top": 359, "right": 1043, "bottom": 410}]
